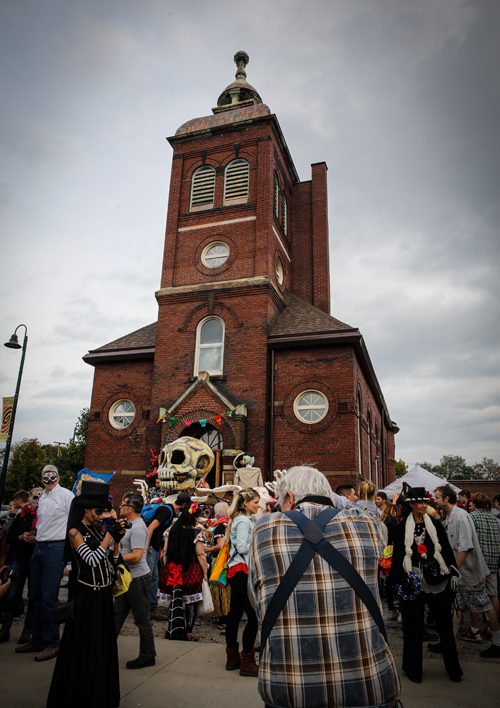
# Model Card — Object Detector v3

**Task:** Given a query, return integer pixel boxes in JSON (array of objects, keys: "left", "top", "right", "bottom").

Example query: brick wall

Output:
[{"left": 84, "top": 99, "right": 396, "bottom": 495}]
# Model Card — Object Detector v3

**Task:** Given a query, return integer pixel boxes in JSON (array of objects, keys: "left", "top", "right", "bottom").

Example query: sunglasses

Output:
[{"left": 92, "top": 509, "right": 105, "bottom": 516}]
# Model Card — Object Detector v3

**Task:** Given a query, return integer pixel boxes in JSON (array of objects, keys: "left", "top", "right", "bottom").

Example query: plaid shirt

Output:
[
  {"left": 248, "top": 503, "right": 400, "bottom": 708},
  {"left": 469, "top": 509, "right": 500, "bottom": 572}
]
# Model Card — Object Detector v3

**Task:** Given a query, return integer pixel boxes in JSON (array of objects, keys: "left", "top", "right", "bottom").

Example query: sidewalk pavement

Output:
[{"left": 1, "top": 622, "right": 498, "bottom": 708}]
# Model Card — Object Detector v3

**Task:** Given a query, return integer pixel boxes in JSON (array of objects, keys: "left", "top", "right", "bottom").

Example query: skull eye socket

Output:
[
  {"left": 171, "top": 449, "right": 186, "bottom": 465},
  {"left": 158, "top": 450, "right": 166, "bottom": 466},
  {"left": 196, "top": 454, "right": 210, "bottom": 470}
]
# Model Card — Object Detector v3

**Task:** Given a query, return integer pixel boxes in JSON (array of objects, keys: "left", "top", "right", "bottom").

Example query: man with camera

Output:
[
  {"left": 16, "top": 465, "right": 73, "bottom": 662},
  {"left": 114, "top": 492, "right": 156, "bottom": 668}
]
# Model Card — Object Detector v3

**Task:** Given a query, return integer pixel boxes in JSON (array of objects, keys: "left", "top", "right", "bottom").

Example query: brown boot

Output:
[
  {"left": 225, "top": 642, "right": 241, "bottom": 671},
  {"left": 239, "top": 650, "right": 258, "bottom": 677}
]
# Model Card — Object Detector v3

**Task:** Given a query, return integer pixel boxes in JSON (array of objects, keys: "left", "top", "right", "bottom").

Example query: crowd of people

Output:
[{"left": 1, "top": 463, "right": 499, "bottom": 708}]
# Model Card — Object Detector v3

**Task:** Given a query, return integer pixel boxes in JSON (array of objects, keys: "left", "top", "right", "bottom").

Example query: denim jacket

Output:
[{"left": 228, "top": 514, "right": 255, "bottom": 568}]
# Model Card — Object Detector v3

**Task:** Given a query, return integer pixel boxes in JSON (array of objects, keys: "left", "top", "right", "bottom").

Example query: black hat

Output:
[
  {"left": 403, "top": 483, "right": 428, "bottom": 502},
  {"left": 75, "top": 481, "right": 112, "bottom": 510},
  {"left": 175, "top": 492, "right": 191, "bottom": 506}
]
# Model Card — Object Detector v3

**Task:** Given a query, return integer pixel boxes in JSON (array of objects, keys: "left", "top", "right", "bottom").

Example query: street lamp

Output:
[{"left": 0, "top": 324, "right": 28, "bottom": 506}]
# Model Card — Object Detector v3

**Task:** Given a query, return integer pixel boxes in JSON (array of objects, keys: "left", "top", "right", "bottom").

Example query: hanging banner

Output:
[
  {"left": 170, "top": 417, "right": 178, "bottom": 425},
  {"left": 199, "top": 419, "right": 207, "bottom": 427},
  {"left": 72, "top": 468, "right": 115, "bottom": 496},
  {"left": 184, "top": 419, "right": 192, "bottom": 428},
  {"left": 0, "top": 397, "right": 14, "bottom": 442},
  {"left": 214, "top": 414, "right": 222, "bottom": 425}
]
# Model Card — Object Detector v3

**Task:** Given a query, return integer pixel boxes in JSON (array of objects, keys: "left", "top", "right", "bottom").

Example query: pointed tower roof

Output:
[
  {"left": 214, "top": 51, "right": 263, "bottom": 113},
  {"left": 174, "top": 51, "right": 270, "bottom": 137}
]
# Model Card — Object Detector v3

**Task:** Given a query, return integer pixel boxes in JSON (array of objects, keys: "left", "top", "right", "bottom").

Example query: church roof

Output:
[
  {"left": 82, "top": 322, "right": 156, "bottom": 365},
  {"left": 175, "top": 103, "right": 271, "bottom": 137},
  {"left": 269, "top": 293, "right": 356, "bottom": 338},
  {"left": 94, "top": 322, "right": 157, "bottom": 350}
]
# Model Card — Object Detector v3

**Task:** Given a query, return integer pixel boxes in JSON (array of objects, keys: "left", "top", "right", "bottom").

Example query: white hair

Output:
[
  {"left": 42, "top": 464, "right": 58, "bottom": 474},
  {"left": 214, "top": 501, "right": 229, "bottom": 518},
  {"left": 275, "top": 466, "right": 335, "bottom": 507}
]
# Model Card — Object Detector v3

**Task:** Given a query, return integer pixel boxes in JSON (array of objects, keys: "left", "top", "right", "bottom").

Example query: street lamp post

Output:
[{"left": 0, "top": 324, "right": 28, "bottom": 506}]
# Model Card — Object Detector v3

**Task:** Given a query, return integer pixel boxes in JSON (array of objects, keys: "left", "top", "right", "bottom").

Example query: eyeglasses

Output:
[
  {"left": 119, "top": 503, "right": 131, "bottom": 508},
  {"left": 92, "top": 509, "right": 105, "bottom": 516}
]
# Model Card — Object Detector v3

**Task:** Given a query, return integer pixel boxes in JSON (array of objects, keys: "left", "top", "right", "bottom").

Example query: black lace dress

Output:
[{"left": 46, "top": 522, "right": 119, "bottom": 708}]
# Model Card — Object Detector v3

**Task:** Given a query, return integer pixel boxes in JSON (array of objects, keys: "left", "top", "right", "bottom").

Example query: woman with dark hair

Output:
[
  {"left": 46, "top": 481, "right": 126, "bottom": 708},
  {"left": 379, "top": 500, "right": 398, "bottom": 621},
  {"left": 159, "top": 502, "right": 208, "bottom": 641},
  {"left": 391, "top": 486, "right": 462, "bottom": 684},
  {"left": 225, "top": 487, "right": 260, "bottom": 677},
  {"left": 1, "top": 487, "right": 41, "bottom": 644}
]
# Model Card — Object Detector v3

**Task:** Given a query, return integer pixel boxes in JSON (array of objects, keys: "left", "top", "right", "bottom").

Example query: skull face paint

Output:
[{"left": 157, "top": 436, "right": 214, "bottom": 492}]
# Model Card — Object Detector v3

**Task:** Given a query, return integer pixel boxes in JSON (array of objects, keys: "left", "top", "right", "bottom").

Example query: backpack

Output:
[{"left": 141, "top": 502, "right": 174, "bottom": 528}]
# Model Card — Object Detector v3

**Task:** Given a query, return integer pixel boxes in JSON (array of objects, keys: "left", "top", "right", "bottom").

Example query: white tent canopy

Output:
[{"left": 381, "top": 464, "right": 461, "bottom": 499}]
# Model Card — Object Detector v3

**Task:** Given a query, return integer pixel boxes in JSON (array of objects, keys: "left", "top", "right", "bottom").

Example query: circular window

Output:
[
  {"left": 109, "top": 399, "right": 136, "bottom": 429},
  {"left": 201, "top": 242, "right": 230, "bottom": 269},
  {"left": 276, "top": 256, "right": 284, "bottom": 285},
  {"left": 293, "top": 390, "right": 329, "bottom": 424}
]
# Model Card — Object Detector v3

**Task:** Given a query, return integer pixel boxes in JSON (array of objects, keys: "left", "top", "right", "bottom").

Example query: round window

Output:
[
  {"left": 293, "top": 390, "right": 329, "bottom": 424},
  {"left": 276, "top": 256, "right": 284, "bottom": 285},
  {"left": 201, "top": 242, "right": 230, "bottom": 268},
  {"left": 109, "top": 399, "right": 136, "bottom": 429}
]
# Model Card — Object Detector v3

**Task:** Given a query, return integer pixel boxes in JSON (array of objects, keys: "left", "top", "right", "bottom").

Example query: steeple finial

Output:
[{"left": 234, "top": 51, "right": 249, "bottom": 80}]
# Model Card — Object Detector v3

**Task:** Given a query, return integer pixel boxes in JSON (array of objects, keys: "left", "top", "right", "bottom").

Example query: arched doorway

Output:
[{"left": 179, "top": 422, "right": 223, "bottom": 488}]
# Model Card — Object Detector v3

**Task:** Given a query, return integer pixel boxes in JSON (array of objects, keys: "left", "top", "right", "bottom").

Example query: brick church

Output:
[{"left": 83, "top": 52, "right": 398, "bottom": 496}]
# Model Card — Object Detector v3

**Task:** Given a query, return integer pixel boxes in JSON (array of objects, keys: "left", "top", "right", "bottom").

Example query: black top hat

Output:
[
  {"left": 75, "top": 480, "right": 112, "bottom": 510},
  {"left": 403, "top": 483, "right": 428, "bottom": 502}
]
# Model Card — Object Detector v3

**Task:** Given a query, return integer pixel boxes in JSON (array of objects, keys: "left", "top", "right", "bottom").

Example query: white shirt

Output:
[{"left": 36, "top": 484, "right": 74, "bottom": 541}]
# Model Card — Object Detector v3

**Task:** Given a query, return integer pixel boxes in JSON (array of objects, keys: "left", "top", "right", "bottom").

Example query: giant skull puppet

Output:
[{"left": 157, "top": 436, "right": 214, "bottom": 492}]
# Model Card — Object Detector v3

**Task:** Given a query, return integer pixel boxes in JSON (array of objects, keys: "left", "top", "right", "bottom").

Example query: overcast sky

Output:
[{"left": 1, "top": 0, "right": 499, "bottom": 468}]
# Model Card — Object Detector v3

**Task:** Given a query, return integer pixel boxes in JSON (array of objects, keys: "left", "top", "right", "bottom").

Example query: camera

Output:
[
  {"left": 123, "top": 521, "right": 133, "bottom": 530},
  {"left": 0, "top": 566, "right": 19, "bottom": 585}
]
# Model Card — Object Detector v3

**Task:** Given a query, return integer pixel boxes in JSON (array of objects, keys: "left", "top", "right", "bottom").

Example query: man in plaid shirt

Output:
[
  {"left": 468, "top": 493, "right": 500, "bottom": 649},
  {"left": 248, "top": 466, "right": 400, "bottom": 708}
]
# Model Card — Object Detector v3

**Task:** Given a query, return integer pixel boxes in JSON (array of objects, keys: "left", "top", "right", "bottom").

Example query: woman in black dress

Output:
[
  {"left": 159, "top": 503, "right": 208, "bottom": 641},
  {"left": 391, "top": 485, "right": 462, "bottom": 684},
  {"left": 47, "top": 481, "right": 126, "bottom": 708}
]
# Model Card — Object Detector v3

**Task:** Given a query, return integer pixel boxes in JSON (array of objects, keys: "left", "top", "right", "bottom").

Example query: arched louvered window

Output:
[
  {"left": 190, "top": 165, "right": 216, "bottom": 212},
  {"left": 194, "top": 317, "right": 225, "bottom": 376},
  {"left": 273, "top": 171, "right": 279, "bottom": 218},
  {"left": 280, "top": 192, "right": 287, "bottom": 235},
  {"left": 223, "top": 159, "right": 249, "bottom": 206}
]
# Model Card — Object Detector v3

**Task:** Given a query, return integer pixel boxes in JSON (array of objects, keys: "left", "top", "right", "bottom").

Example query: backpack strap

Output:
[{"left": 259, "top": 508, "right": 387, "bottom": 657}]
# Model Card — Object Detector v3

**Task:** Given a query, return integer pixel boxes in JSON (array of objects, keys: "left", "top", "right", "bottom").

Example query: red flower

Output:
[{"left": 417, "top": 544, "right": 427, "bottom": 554}]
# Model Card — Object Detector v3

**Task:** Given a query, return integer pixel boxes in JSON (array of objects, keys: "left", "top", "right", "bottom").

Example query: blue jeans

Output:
[
  {"left": 29, "top": 541, "right": 65, "bottom": 647},
  {"left": 146, "top": 547, "right": 159, "bottom": 611}
]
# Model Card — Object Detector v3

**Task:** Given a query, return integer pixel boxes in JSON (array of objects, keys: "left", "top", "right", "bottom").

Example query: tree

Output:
[
  {"left": 44, "top": 409, "right": 89, "bottom": 490},
  {"left": 3, "top": 408, "right": 89, "bottom": 499},
  {"left": 434, "top": 454, "right": 480, "bottom": 481},
  {"left": 395, "top": 458, "right": 408, "bottom": 479},
  {"left": 472, "top": 457, "right": 500, "bottom": 481},
  {"left": 415, "top": 461, "right": 437, "bottom": 473},
  {"left": 3, "top": 438, "right": 47, "bottom": 499}
]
